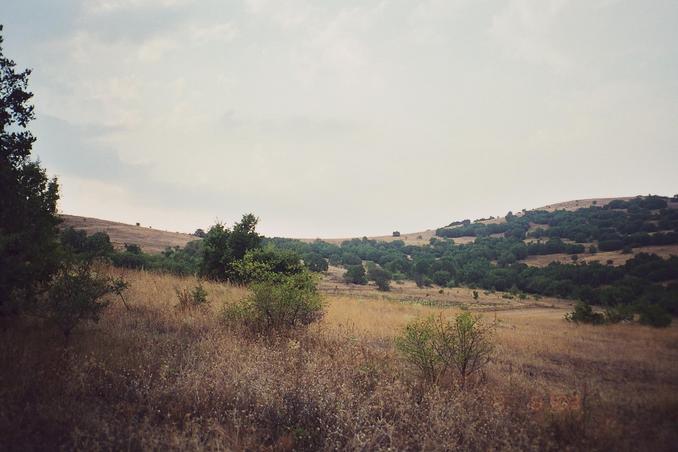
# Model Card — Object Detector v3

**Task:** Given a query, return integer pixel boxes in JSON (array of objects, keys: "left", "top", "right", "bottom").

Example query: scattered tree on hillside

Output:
[
  {"left": 367, "top": 265, "right": 392, "bottom": 291},
  {"left": 344, "top": 265, "right": 367, "bottom": 285},
  {"left": 304, "top": 252, "right": 329, "bottom": 273}
]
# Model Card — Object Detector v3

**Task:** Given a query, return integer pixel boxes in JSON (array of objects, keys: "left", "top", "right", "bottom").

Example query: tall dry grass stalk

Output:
[{"left": 1, "top": 267, "right": 677, "bottom": 450}]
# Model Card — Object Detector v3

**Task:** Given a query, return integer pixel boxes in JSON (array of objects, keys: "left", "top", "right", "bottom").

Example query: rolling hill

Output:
[
  {"left": 61, "top": 194, "right": 678, "bottom": 266},
  {"left": 60, "top": 215, "right": 198, "bottom": 254}
]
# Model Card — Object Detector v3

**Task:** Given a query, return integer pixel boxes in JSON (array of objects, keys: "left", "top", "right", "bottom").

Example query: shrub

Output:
[
  {"left": 344, "top": 265, "right": 367, "bottom": 285},
  {"left": 367, "top": 266, "right": 392, "bottom": 291},
  {"left": 341, "top": 253, "right": 362, "bottom": 266},
  {"left": 395, "top": 316, "right": 443, "bottom": 385},
  {"left": 565, "top": 301, "right": 605, "bottom": 325},
  {"left": 36, "top": 262, "right": 128, "bottom": 337},
  {"left": 638, "top": 304, "right": 672, "bottom": 328},
  {"left": 304, "top": 253, "right": 328, "bottom": 273},
  {"left": 433, "top": 270, "right": 452, "bottom": 286},
  {"left": 396, "top": 312, "right": 494, "bottom": 388},
  {"left": 232, "top": 247, "right": 304, "bottom": 284},
  {"left": 200, "top": 214, "right": 261, "bottom": 281},
  {"left": 444, "top": 312, "right": 494, "bottom": 388},
  {"left": 603, "top": 305, "right": 634, "bottom": 323},
  {"left": 223, "top": 271, "right": 323, "bottom": 334},
  {"left": 472, "top": 290, "right": 479, "bottom": 300},
  {"left": 125, "top": 243, "right": 142, "bottom": 255},
  {"left": 176, "top": 283, "right": 209, "bottom": 309}
]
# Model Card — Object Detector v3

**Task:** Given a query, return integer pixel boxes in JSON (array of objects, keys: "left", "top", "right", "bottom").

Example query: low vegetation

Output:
[
  {"left": 396, "top": 312, "right": 494, "bottom": 388},
  {"left": 2, "top": 269, "right": 678, "bottom": 450},
  {"left": 223, "top": 271, "right": 323, "bottom": 335}
]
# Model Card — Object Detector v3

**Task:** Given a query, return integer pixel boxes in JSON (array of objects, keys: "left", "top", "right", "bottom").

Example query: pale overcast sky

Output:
[{"left": 3, "top": 0, "right": 677, "bottom": 237}]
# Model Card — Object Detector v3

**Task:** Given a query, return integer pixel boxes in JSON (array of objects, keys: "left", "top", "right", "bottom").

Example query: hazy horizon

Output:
[{"left": 4, "top": 0, "right": 677, "bottom": 237}]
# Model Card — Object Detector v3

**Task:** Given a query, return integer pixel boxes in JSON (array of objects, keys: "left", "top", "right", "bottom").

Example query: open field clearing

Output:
[
  {"left": 320, "top": 266, "right": 562, "bottom": 311},
  {"left": 2, "top": 268, "right": 677, "bottom": 450}
]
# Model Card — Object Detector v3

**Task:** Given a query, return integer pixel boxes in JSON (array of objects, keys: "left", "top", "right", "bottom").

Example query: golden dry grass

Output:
[
  {"left": 2, "top": 268, "right": 677, "bottom": 451},
  {"left": 60, "top": 214, "right": 198, "bottom": 254}
]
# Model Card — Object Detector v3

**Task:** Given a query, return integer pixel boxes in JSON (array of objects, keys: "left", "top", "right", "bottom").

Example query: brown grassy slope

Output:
[
  {"left": 1, "top": 268, "right": 677, "bottom": 450},
  {"left": 60, "top": 214, "right": 198, "bottom": 254}
]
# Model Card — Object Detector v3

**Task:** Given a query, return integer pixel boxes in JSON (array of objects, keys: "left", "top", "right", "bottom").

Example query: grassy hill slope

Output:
[{"left": 60, "top": 214, "right": 197, "bottom": 254}]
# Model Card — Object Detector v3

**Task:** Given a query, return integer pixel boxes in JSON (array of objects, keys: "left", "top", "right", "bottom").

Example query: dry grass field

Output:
[
  {"left": 60, "top": 214, "right": 198, "bottom": 254},
  {"left": 2, "top": 267, "right": 677, "bottom": 450}
]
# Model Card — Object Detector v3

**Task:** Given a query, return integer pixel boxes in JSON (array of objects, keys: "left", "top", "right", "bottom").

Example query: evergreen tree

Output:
[{"left": 0, "top": 26, "right": 60, "bottom": 312}]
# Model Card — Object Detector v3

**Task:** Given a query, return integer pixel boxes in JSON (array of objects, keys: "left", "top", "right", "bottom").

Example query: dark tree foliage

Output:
[
  {"left": 61, "top": 227, "right": 114, "bottom": 260},
  {"left": 0, "top": 27, "right": 60, "bottom": 312},
  {"left": 344, "top": 265, "right": 367, "bottom": 285},
  {"left": 367, "top": 265, "right": 392, "bottom": 291},
  {"left": 304, "top": 252, "right": 328, "bottom": 272},
  {"left": 200, "top": 214, "right": 262, "bottom": 281}
]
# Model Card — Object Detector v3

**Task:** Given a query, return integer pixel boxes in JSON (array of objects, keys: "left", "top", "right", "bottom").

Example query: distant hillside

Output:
[
  {"left": 301, "top": 196, "right": 655, "bottom": 245},
  {"left": 65, "top": 195, "right": 677, "bottom": 263},
  {"left": 60, "top": 215, "right": 198, "bottom": 254},
  {"left": 297, "top": 195, "right": 678, "bottom": 267}
]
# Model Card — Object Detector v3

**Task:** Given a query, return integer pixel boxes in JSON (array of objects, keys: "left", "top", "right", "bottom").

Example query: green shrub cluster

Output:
[
  {"left": 223, "top": 271, "right": 323, "bottom": 335},
  {"left": 396, "top": 312, "right": 494, "bottom": 388}
]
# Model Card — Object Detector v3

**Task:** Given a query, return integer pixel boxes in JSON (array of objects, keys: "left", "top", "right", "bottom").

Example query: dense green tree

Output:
[
  {"left": 0, "top": 27, "right": 60, "bottom": 312},
  {"left": 432, "top": 270, "right": 452, "bottom": 286},
  {"left": 344, "top": 265, "right": 367, "bottom": 285},
  {"left": 229, "top": 213, "right": 261, "bottom": 260},
  {"left": 304, "top": 252, "right": 328, "bottom": 272},
  {"left": 200, "top": 214, "right": 262, "bottom": 281},
  {"left": 367, "top": 265, "right": 392, "bottom": 291}
]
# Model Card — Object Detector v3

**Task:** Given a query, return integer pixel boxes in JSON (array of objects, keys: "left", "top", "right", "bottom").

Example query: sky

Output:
[{"left": 3, "top": 0, "right": 677, "bottom": 238}]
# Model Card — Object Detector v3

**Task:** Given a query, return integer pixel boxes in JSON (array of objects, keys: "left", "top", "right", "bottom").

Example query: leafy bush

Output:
[
  {"left": 367, "top": 266, "right": 391, "bottom": 291},
  {"left": 445, "top": 312, "right": 494, "bottom": 387},
  {"left": 304, "top": 253, "right": 328, "bottom": 273},
  {"left": 603, "top": 305, "right": 634, "bottom": 323},
  {"left": 396, "top": 312, "right": 494, "bottom": 388},
  {"left": 638, "top": 304, "right": 672, "bottom": 328},
  {"left": 565, "top": 301, "right": 605, "bottom": 325},
  {"left": 344, "top": 265, "right": 367, "bottom": 285},
  {"left": 223, "top": 271, "right": 323, "bottom": 334},
  {"left": 433, "top": 271, "right": 452, "bottom": 286},
  {"left": 200, "top": 214, "right": 261, "bottom": 281},
  {"left": 176, "top": 283, "right": 208, "bottom": 310},
  {"left": 36, "top": 262, "right": 128, "bottom": 337},
  {"left": 232, "top": 247, "right": 304, "bottom": 284},
  {"left": 395, "top": 316, "right": 442, "bottom": 384}
]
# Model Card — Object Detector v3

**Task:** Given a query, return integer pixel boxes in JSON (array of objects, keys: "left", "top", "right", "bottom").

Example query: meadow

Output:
[{"left": 2, "top": 267, "right": 677, "bottom": 451}]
